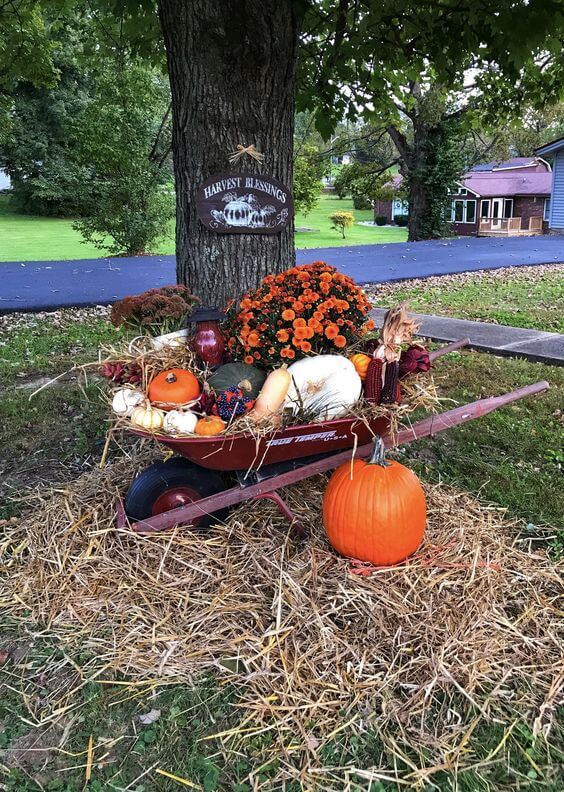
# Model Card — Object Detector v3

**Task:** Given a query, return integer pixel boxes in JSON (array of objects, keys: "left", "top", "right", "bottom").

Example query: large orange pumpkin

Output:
[
  {"left": 148, "top": 368, "right": 200, "bottom": 410},
  {"left": 323, "top": 437, "right": 426, "bottom": 566}
]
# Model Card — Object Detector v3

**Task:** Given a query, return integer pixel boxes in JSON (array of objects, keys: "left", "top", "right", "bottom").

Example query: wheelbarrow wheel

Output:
[{"left": 124, "top": 458, "right": 228, "bottom": 528}]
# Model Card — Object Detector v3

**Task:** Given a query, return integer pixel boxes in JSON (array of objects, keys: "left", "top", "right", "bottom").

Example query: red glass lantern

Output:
[{"left": 189, "top": 306, "right": 226, "bottom": 367}]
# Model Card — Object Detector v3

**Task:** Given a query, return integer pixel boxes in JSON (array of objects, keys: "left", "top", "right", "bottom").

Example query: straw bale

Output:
[{"left": 1, "top": 455, "right": 562, "bottom": 787}]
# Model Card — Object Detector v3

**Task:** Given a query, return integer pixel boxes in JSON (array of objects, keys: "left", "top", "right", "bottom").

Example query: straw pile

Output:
[{"left": 1, "top": 456, "right": 562, "bottom": 788}]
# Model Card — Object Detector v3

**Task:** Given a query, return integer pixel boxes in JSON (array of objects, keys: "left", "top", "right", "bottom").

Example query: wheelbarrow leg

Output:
[{"left": 253, "top": 491, "right": 307, "bottom": 539}]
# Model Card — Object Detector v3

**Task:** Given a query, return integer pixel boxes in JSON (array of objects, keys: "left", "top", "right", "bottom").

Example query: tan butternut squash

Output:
[{"left": 249, "top": 366, "right": 291, "bottom": 423}]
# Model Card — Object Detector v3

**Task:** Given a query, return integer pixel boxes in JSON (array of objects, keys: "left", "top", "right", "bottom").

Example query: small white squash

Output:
[
  {"left": 131, "top": 404, "right": 164, "bottom": 431},
  {"left": 112, "top": 387, "right": 145, "bottom": 417},
  {"left": 163, "top": 410, "right": 198, "bottom": 435},
  {"left": 284, "top": 355, "right": 362, "bottom": 421}
]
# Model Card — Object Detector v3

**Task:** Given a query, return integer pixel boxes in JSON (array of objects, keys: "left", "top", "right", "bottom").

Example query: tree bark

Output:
[{"left": 158, "top": 0, "right": 301, "bottom": 308}]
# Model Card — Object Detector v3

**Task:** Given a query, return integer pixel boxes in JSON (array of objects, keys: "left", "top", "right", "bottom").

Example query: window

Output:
[
  {"left": 503, "top": 199, "right": 513, "bottom": 219},
  {"left": 451, "top": 199, "right": 476, "bottom": 223},
  {"left": 544, "top": 198, "right": 551, "bottom": 220},
  {"left": 459, "top": 188, "right": 468, "bottom": 196},
  {"left": 481, "top": 200, "right": 490, "bottom": 218}
]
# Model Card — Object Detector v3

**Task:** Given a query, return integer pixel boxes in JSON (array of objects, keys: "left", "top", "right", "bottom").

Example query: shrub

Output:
[
  {"left": 352, "top": 194, "right": 372, "bottom": 210},
  {"left": 374, "top": 214, "right": 387, "bottom": 226},
  {"left": 72, "top": 61, "right": 174, "bottom": 255},
  {"left": 293, "top": 142, "right": 326, "bottom": 216},
  {"left": 395, "top": 214, "right": 409, "bottom": 227},
  {"left": 111, "top": 285, "right": 198, "bottom": 335},
  {"left": 225, "top": 261, "right": 375, "bottom": 366},
  {"left": 329, "top": 210, "right": 354, "bottom": 238}
]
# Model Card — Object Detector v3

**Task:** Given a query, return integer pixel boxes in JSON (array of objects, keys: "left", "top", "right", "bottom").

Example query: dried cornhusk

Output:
[{"left": 1, "top": 455, "right": 562, "bottom": 788}]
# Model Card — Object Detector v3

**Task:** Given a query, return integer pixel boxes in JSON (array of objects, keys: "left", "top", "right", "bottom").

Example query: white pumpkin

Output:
[
  {"left": 284, "top": 355, "right": 362, "bottom": 421},
  {"left": 131, "top": 404, "right": 165, "bottom": 431},
  {"left": 163, "top": 410, "right": 198, "bottom": 435},
  {"left": 112, "top": 387, "right": 145, "bottom": 417}
]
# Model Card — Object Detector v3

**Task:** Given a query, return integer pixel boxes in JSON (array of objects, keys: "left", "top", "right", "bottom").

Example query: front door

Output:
[{"left": 491, "top": 198, "right": 503, "bottom": 229}]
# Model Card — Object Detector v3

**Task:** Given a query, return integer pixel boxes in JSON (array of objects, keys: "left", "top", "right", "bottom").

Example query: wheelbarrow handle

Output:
[
  {"left": 395, "top": 380, "right": 549, "bottom": 445},
  {"left": 124, "top": 380, "right": 549, "bottom": 534},
  {"left": 429, "top": 338, "right": 470, "bottom": 361}
]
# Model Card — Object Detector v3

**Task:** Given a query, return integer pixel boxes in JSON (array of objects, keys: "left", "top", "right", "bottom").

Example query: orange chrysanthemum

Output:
[
  {"left": 324, "top": 324, "right": 339, "bottom": 340},
  {"left": 247, "top": 331, "right": 260, "bottom": 348},
  {"left": 225, "top": 261, "right": 373, "bottom": 365}
]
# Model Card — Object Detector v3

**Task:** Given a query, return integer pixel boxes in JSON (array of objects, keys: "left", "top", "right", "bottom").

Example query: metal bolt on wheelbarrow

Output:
[{"left": 116, "top": 338, "right": 549, "bottom": 536}]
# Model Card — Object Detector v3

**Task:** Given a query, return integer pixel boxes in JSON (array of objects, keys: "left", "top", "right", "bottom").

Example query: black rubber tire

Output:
[{"left": 124, "top": 458, "right": 228, "bottom": 527}]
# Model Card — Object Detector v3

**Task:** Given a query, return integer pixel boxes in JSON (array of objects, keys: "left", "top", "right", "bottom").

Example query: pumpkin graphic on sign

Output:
[{"left": 224, "top": 197, "right": 253, "bottom": 226}]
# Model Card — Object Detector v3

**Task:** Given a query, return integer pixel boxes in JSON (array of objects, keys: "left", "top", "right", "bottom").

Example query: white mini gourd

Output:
[
  {"left": 163, "top": 410, "right": 198, "bottom": 435},
  {"left": 131, "top": 404, "right": 165, "bottom": 431},
  {"left": 284, "top": 355, "right": 362, "bottom": 420},
  {"left": 112, "top": 388, "right": 145, "bottom": 417}
]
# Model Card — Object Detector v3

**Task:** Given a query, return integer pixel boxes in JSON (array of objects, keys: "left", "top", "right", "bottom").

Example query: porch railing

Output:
[{"left": 478, "top": 216, "right": 543, "bottom": 235}]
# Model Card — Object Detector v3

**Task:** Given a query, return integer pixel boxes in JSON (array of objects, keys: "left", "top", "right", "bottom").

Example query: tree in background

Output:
[
  {"left": 300, "top": 1, "right": 564, "bottom": 242},
  {"left": 489, "top": 103, "right": 564, "bottom": 158},
  {"left": 332, "top": 161, "right": 398, "bottom": 210},
  {"left": 73, "top": 60, "right": 173, "bottom": 255},
  {"left": 293, "top": 142, "right": 326, "bottom": 217},
  {"left": 1, "top": 16, "right": 93, "bottom": 215},
  {"left": 0, "top": 1, "right": 55, "bottom": 131}
]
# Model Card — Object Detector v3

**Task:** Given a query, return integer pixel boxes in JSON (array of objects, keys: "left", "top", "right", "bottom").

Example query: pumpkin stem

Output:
[
  {"left": 368, "top": 436, "right": 390, "bottom": 467},
  {"left": 165, "top": 372, "right": 178, "bottom": 384}
]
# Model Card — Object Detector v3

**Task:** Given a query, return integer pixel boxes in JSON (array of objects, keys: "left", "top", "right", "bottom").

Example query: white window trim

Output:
[
  {"left": 451, "top": 199, "right": 477, "bottom": 223},
  {"left": 480, "top": 199, "right": 490, "bottom": 218},
  {"left": 544, "top": 197, "right": 551, "bottom": 221}
]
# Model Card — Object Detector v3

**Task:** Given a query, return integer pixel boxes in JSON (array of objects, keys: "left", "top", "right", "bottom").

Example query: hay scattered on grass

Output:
[{"left": 1, "top": 457, "right": 562, "bottom": 787}]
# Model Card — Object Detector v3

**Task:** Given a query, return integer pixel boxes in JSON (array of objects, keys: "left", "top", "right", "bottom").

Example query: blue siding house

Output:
[{"left": 536, "top": 137, "right": 564, "bottom": 232}]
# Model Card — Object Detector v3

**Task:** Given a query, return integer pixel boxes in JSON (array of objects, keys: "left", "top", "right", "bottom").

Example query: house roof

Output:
[
  {"left": 461, "top": 171, "right": 552, "bottom": 198},
  {"left": 470, "top": 157, "right": 540, "bottom": 172},
  {"left": 535, "top": 135, "right": 564, "bottom": 156}
]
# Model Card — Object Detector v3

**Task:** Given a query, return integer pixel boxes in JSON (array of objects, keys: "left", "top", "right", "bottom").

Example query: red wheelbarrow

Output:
[{"left": 117, "top": 339, "right": 549, "bottom": 535}]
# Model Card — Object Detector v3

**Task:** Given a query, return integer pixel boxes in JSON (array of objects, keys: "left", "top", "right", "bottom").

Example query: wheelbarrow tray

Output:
[{"left": 131, "top": 414, "right": 391, "bottom": 471}]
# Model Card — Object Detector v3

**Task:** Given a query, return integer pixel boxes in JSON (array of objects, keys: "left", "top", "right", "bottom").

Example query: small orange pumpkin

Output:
[
  {"left": 323, "top": 436, "right": 426, "bottom": 566},
  {"left": 349, "top": 353, "right": 372, "bottom": 381},
  {"left": 148, "top": 368, "right": 200, "bottom": 410},
  {"left": 195, "top": 415, "right": 226, "bottom": 436}
]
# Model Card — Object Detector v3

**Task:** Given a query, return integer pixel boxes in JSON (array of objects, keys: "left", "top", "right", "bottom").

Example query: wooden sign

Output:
[{"left": 196, "top": 173, "right": 292, "bottom": 234}]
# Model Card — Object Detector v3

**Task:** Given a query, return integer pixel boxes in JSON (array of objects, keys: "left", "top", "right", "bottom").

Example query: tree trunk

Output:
[
  {"left": 158, "top": 0, "right": 301, "bottom": 308},
  {"left": 399, "top": 115, "right": 431, "bottom": 243}
]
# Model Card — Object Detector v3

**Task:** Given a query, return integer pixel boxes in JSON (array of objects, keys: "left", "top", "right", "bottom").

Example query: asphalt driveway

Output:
[{"left": 1, "top": 235, "right": 563, "bottom": 313}]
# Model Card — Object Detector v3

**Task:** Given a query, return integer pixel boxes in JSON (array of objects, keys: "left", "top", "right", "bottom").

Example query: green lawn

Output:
[
  {"left": 0, "top": 193, "right": 406, "bottom": 262},
  {"left": 372, "top": 267, "right": 564, "bottom": 333},
  {"left": 295, "top": 194, "right": 407, "bottom": 248}
]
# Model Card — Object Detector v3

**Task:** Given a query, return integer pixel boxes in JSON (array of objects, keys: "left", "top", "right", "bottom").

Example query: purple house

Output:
[{"left": 449, "top": 157, "right": 552, "bottom": 236}]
